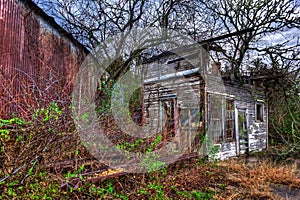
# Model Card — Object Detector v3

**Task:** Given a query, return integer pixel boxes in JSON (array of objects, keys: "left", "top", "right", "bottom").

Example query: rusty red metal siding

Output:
[{"left": 0, "top": 0, "right": 86, "bottom": 119}]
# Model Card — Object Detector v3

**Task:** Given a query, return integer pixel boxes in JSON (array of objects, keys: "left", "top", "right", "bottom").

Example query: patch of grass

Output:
[
  {"left": 1, "top": 112, "right": 299, "bottom": 200},
  {"left": 1, "top": 157, "right": 299, "bottom": 199},
  {"left": 217, "top": 159, "right": 300, "bottom": 199}
]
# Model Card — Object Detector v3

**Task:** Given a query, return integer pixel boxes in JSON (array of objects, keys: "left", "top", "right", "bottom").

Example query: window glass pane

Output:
[
  {"left": 209, "top": 95, "right": 223, "bottom": 143},
  {"left": 225, "top": 99, "right": 235, "bottom": 141}
]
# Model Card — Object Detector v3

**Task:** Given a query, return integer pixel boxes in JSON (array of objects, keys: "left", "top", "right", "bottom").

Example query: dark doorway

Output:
[
  {"left": 237, "top": 109, "right": 248, "bottom": 154},
  {"left": 159, "top": 95, "right": 178, "bottom": 141}
]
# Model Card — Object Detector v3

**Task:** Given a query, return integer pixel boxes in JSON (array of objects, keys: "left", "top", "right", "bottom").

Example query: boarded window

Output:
[{"left": 256, "top": 103, "right": 264, "bottom": 122}]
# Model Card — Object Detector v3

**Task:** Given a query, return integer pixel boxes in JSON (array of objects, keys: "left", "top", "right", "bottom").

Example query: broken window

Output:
[
  {"left": 208, "top": 95, "right": 235, "bottom": 143},
  {"left": 179, "top": 108, "right": 202, "bottom": 128},
  {"left": 225, "top": 99, "right": 235, "bottom": 141},
  {"left": 208, "top": 95, "right": 223, "bottom": 143},
  {"left": 255, "top": 103, "right": 264, "bottom": 122}
]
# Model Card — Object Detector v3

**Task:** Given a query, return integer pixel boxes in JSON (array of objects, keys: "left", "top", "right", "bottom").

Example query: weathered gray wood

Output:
[{"left": 141, "top": 50, "right": 268, "bottom": 159}]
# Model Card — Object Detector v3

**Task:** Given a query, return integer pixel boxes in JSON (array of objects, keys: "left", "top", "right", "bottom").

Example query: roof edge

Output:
[{"left": 19, "top": 0, "right": 90, "bottom": 54}]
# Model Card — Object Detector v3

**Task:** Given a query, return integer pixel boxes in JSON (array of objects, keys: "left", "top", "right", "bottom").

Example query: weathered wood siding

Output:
[
  {"left": 0, "top": 0, "right": 87, "bottom": 119},
  {"left": 213, "top": 142, "right": 237, "bottom": 160},
  {"left": 212, "top": 83, "right": 268, "bottom": 159},
  {"left": 142, "top": 48, "right": 268, "bottom": 159},
  {"left": 225, "top": 83, "right": 268, "bottom": 151},
  {"left": 143, "top": 52, "right": 205, "bottom": 153}
]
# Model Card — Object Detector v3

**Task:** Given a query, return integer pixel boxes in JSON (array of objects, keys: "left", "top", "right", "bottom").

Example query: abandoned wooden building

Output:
[
  {"left": 141, "top": 43, "right": 268, "bottom": 159},
  {"left": 0, "top": 0, "right": 88, "bottom": 119},
  {"left": 0, "top": 0, "right": 268, "bottom": 160}
]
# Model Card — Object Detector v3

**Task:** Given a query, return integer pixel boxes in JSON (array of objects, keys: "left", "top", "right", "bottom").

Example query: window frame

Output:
[
  {"left": 208, "top": 94, "right": 236, "bottom": 143},
  {"left": 255, "top": 102, "right": 264, "bottom": 122},
  {"left": 225, "top": 99, "right": 235, "bottom": 142}
]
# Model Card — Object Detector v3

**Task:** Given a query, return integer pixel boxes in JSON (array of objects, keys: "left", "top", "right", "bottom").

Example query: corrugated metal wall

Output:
[{"left": 0, "top": 0, "right": 86, "bottom": 119}]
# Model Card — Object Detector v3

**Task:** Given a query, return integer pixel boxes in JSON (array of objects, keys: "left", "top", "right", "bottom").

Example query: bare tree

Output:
[
  {"left": 31, "top": 0, "right": 300, "bottom": 157},
  {"left": 199, "top": 0, "right": 300, "bottom": 80},
  {"left": 34, "top": 0, "right": 215, "bottom": 47},
  {"left": 198, "top": 0, "right": 300, "bottom": 155},
  {"left": 34, "top": 0, "right": 149, "bottom": 49}
]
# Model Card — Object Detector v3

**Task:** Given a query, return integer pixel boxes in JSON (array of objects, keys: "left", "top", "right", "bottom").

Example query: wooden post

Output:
[{"left": 188, "top": 109, "right": 191, "bottom": 152}]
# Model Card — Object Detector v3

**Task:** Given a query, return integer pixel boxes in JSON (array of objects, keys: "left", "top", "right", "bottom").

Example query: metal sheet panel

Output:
[{"left": 0, "top": 0, "right": 86, "bottom": 119}]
